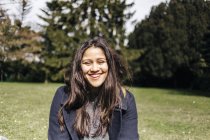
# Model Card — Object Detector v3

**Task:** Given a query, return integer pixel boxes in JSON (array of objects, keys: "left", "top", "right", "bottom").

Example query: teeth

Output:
[
  {"left": 90, "top": 74, "right": 100, "bottom": 78},
  {"left": 91, "top": 75, "right": 99, "bottom": 78}
]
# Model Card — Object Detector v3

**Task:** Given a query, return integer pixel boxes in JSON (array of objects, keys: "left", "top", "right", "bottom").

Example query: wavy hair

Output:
[{"left": 58, "top": 37, "right": 130, "bottom": 137}]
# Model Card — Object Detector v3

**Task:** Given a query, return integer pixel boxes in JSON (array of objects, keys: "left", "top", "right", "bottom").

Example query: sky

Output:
[{"left": 1, "top": 0, "right": 167, "bottom": 33}]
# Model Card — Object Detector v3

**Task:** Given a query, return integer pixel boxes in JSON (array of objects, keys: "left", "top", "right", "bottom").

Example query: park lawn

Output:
[
  {"left": 131, "top": 87, "right": 210, "bottom": 140},
  {"left": 0, "top": 83, "right": 210, "bottom": 140}
]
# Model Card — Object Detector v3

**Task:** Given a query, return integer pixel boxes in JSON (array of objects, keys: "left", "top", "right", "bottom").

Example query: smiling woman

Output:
[{"left": 48, "top": 37, "right": 139, "bottom": 140}]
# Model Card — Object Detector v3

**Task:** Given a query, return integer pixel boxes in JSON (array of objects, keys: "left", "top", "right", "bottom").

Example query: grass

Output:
[
  {"left": 131, "top": 88, "right": 210, "bottom": 140},
  {"left": 0, "top": 82, "right": 62, "bottom": 140},
  {"left": 0, "top": 83, "right": 210, "bottom": 140}
]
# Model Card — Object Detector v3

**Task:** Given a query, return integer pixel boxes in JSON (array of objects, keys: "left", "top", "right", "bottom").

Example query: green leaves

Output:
[
  {"left": 40, "top": 0, "right": 134, "bottom": 81},
  {"left": 128, "top": 0, "right": 210, "bottom": 89}
]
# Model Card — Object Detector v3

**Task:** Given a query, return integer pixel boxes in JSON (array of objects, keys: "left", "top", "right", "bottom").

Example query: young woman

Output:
[{"left": 48, "top": 37, "right": 139, "bottom": 140}]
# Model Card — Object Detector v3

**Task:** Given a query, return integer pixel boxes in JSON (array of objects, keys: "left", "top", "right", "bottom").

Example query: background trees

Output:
[
  {"left": 1, "top": 0, "right": 210, "bottom": 91},
  {"left": 128, "top": 0, "right": 210, "bottom": 90},
  {"left": 0, "top": 2, "right": 44, "bottom": 82},
  {"left": 40, "top": 0, "right": 134, "bottom": 82}
]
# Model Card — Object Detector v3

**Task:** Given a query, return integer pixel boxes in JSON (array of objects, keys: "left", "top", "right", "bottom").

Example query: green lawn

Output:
[{"left": 0, "top": 83, "right": 210, "bottom": 140}]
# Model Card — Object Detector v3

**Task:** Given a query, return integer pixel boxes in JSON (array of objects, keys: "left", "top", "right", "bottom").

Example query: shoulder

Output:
[
  {"left": 52, "top": 86, "right": 69, "bottom": 106},
  {"left": 121, "top": 87, "right": 135, "bottom": 100},
  {"left": 125, "top": 90, "right": 136, "bottom": 102},
  {"left": 49, "top": 86, "right": 69, "bottom": 118},
  {"left": 120, "top": 88, "right": 136, "bottom": 111},
  {"left": 55, "top": 86, "right": 68, "bottom": 94},
  {"left": 121, "top": 87, "right": 136, "bottom": 102}
]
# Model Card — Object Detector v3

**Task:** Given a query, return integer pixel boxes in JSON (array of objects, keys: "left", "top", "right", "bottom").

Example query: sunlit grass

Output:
[
  {"left": 0, "top": 83, "right": 210, "bottom": 140},
  {"left": 131, "top": 87, "right": 210, "bottom": 140},
  {"left": 0, "top": 82, "right": 62, "bottom": 140}
]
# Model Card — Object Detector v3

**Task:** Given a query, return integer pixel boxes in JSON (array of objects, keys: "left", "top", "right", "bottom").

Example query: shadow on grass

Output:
[
  {"left": 158, "top": 87, "right": 210, "bottom": 97},
  {"left": 132, "top": 84, "right": 210, "bottom": 97}
]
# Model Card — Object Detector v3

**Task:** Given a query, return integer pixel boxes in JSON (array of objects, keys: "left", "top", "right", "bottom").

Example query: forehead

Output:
[{"left": 82, "top": 46, "right": 106, "bottom": 59}]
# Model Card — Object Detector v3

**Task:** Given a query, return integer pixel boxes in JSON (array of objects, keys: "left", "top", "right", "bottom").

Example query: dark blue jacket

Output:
[{"left": 48, "top": 86, "right": 139, "bottom": 140}]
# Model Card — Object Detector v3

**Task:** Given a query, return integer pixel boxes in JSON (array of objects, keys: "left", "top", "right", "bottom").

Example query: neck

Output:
[{"left": 88, "top": 87, "right": 100, "bottom": 102}]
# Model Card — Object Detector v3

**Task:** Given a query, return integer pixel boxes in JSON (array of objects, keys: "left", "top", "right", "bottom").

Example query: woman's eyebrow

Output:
[
  {"left": 81, "top": 59, "right": 91, "bottom": 61},
  {"left": 97, "top": 58, "right": 106, "bottom": 60}
]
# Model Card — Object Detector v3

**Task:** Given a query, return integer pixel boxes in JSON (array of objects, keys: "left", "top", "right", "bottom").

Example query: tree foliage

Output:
[
  {"left": 40, "top": 0, "right": 134, "bottom": 82},
  {"left": 128, "top": 0, "right": 210, "bottom": 90},
  {"left": 0, "top": 6, "right": 43, "bottom": 81}
]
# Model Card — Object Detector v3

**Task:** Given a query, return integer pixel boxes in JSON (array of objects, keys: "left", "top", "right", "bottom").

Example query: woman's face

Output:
[{"left": 81, "top": 46, "right": 108, "bottom": 88}]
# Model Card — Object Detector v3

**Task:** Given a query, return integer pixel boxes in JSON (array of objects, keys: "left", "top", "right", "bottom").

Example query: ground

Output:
[{"left": 0, "top": 83, "right": 209, "bottom": 140}]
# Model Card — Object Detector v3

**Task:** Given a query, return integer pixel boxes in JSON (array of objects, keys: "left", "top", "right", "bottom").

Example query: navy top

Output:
[{"left": 48, "top": 86, "right": 139, "bottom": 140}]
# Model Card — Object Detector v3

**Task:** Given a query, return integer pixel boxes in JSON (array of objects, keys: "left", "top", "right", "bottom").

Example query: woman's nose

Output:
[{"left": 90, "top": 63, "right": 100, "bottom": 71}]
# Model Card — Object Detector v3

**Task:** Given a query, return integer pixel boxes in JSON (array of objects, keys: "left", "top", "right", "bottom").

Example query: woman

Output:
[{"left": 48, "top": 37, "right": 139, "bottom": 140}]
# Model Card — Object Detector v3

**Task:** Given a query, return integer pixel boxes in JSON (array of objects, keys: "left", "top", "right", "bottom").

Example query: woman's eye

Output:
[
  {"left": 83, "top": 62, "right": 91, "bottom": 65},
  {"left": 98, "top": 60, "right": 106, "bottom": 65}
]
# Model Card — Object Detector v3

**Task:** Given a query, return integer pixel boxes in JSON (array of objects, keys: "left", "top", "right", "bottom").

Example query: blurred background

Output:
[{"left": 0, "top": 0, "right": 210, "bottom": 93}]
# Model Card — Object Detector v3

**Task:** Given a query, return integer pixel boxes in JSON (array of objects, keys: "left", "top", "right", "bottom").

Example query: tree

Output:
[
  {"left": 40, "top": 0, "right": 135, "bottom": 82},
  {"left": 20, "top": 0, "right": 32, "bottom": 22},
  {"left": 0, "top": 5, "right": 43, "bottom": 81},
  {"left": 199, "top": 25, "right": 210, "bottom": 91},
  {"left": 10, "top": 0, "right": 32, "bottom": 24},
  {"left": 203, "top": 26, "right": 210, "bottom": 71},
  {"left": 128, "top": 0, "right": 210, "bottom": 89}
]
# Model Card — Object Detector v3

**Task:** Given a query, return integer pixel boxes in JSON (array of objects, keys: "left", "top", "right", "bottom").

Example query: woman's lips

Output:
[{"left": 89, "top": 74, "right": 101, "bottom": 79}]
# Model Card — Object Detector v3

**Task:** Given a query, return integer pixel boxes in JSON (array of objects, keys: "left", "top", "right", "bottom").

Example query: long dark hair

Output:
[{"left": 58, "top": 37, "right": 130, "bottom": 137}]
